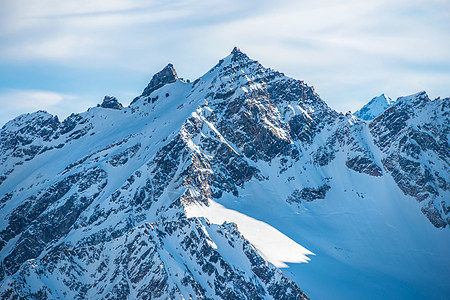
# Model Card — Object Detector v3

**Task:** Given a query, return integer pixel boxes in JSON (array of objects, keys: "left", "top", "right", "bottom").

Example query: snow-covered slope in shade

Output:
[
  {"left": 0, "top": 47, "right": 449, "bottom": 299},
  {"left": 188, "top": 148, "right": 450, "bottom": 299},
  {"left": 354, "top": 93, "right": 395, "bottom": 120}
]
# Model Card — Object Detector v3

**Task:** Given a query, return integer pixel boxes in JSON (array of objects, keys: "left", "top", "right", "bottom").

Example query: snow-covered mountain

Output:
[
  {"left": 354, "top": 93, "right": 395, "bottom": 120},
  {"left": 1, "top": 47, "right": 449, "bottom": 299}
]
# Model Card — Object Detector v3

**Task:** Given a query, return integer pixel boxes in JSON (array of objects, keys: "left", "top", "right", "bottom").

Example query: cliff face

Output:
[{"left": 141, "top": 63, "right": 178, "bottom": 97}]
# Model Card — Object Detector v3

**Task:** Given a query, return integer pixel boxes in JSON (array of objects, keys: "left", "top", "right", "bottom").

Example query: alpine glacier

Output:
[{"left": 0, "top": 47, "right": 449, "bottom": 299}]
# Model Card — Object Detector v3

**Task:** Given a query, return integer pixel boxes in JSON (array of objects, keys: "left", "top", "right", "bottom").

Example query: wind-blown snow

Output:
[{"left": 186, "top": 201, "right": 314, "bottom": 268}]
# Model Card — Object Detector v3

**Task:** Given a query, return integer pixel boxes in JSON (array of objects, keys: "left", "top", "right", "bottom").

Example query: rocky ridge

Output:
[{"left": 0, "top": 48, "right": 449, "bottom": 299}]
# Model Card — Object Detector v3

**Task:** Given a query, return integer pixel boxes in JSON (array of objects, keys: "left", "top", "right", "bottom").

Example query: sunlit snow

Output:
[{"left": 186, "top": 201, "right": 314, "bottom": 267}]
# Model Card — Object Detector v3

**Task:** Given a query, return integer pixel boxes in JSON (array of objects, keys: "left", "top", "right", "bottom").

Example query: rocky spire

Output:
[
  {"left": 230, "top": 46, "right": 252, "bottom": 64},
  {"left": 231, "top": 46, "right": 242, "bottom": 54},
  {"left": 141, "top": 64, "right": 178, "bottom": 97},
  {"left": 99, "top": 96, "right": 123, "bottom": 110}
]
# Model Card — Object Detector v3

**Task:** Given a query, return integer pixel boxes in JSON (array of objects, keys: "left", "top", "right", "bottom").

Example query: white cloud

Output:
[
  {"left": 0, "top": 90, "right": 97, "bottom": 126},
  {"left": 0, "top": 90, "right": 65, "bottom": 109}
]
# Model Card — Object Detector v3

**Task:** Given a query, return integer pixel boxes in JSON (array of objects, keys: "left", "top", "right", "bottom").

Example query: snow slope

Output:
[
  {"left": 188, "top": 158, "right": 450, "bottom": 299},
  {"left": 354, "top": 93, "right": 395, "bottom": 120}
]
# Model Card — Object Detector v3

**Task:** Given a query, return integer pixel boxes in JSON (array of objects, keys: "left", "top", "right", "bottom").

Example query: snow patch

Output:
[{"left": 186, "top": 200, "right": 314, "bottom": 268}]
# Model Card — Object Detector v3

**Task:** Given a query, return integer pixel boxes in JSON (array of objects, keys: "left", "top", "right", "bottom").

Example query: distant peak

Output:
[
  {"left": 229, "top": 47, "right": 252, "bottom": 64},
  {"left": 396, "top": 91, "right": 429, "bottom": 106},
  {"left": 141, "top": 63, "right": 178, "bottom": 97},
  {"left": 354, "top": 93, "right": 394, "bottom": 120},
  {"left": 164, "top": 63, "right": 175, "bottom": 70},
  {"left": 99, "top": 96, "right": 123, "bottom": 110},
  {"left": 414, "top": 91, "right": 428, "bottom": 98},
  {"left": 370, "top": 94, "right": 392, "bottom": 105}
]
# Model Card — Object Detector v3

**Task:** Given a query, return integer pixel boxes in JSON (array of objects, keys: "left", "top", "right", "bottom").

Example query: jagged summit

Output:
[
  {"left": 141, "top": 63, "right": 178, "bottom": 97},
  {"left": 396, "top": 91, "right": 428, "bottom": 104},
  {"left": 231, "top": 46, "right": 242, "bottom": 54},
  {"left": 229, "top": 46, "right": 252, "bottom": 63},
  {"left": 354, "top": 91, "right": 433, "bottom": 121},
  {"left": 98, "top": 95, "right": 123, "bottom": 110}
]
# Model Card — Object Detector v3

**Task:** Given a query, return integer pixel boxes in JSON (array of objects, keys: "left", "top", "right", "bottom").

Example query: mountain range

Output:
[{"left": 0, "top": 47, "right": 449, "bottom": 299}]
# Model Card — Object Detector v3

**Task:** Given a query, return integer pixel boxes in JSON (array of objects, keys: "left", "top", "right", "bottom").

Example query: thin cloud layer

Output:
[
  {"left": 0, "top": 89, "right": 90, "bottom": 126},
  {"left": 0, "top": 90, "right": 65, "bottom": 109},
  {"left": 0, "top": 0, "right": 449, "bottom": 125}
]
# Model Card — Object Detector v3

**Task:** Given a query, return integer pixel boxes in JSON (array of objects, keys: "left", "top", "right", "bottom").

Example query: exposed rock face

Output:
[
  {"left": 141, "top": 63, "right": 178, "bottom": 97},
  {"left": 287, "top": 184, "right": 331, "bottom": 203},
  {"left": 0, "top": 167, "right": 107, "bottom": 277},
  {"left": 0, "top": 111, "right": 60, "bottom": 184},
  {"left": 346, "top": 155, "right": 383, "bottom": 176},
  {"left": 1, "top": 219, "right": 309, "bottom": 300},
  {"left": 0, "top": 48, "right": 449, "bottom": 299},
  {"left": 99, "top": 95, "right": 123, "bottom": 110},
  {"left": 370, "top": 92, "right": 450, "bottom": 227}
]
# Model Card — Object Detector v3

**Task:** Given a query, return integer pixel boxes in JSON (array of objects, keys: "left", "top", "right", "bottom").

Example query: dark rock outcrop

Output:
[
  {"left": 141, "top": 64, "right": 178, "bottom": 97},
  {"left": 287, "top": 184, "right": 331, "bottom": 203},
  {"left": 99, "top": 96, "right": 123, "bottom": 110}
]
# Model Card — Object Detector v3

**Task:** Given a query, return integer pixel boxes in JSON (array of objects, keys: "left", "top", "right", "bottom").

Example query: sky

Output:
[{"left": 1, "top": 0, "right": 449, "bottom": 126}]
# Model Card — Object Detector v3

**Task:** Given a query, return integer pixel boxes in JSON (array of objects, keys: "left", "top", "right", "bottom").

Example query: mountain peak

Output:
[
  {"left": 230, "top": 46, "right": 251, "bottom": 63},
  {"left": 395, "top": 91, "right": 430, "bottom": 109},
  {"left": 141, "top": 63, "right": 178, "bottom": 97},
  {"left": 231, "top": 46, "right": 242, "bottom": 54},
  {"left": 354, "top": 93, "right": 394, "bottom": 120},
  {"left": 398, "top": 91, "right": 428, "bottom": 102}
]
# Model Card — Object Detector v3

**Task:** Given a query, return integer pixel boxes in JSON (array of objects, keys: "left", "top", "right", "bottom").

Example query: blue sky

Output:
[{"left": 1, "top": 0, "right": 449, "bottom": 126}]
